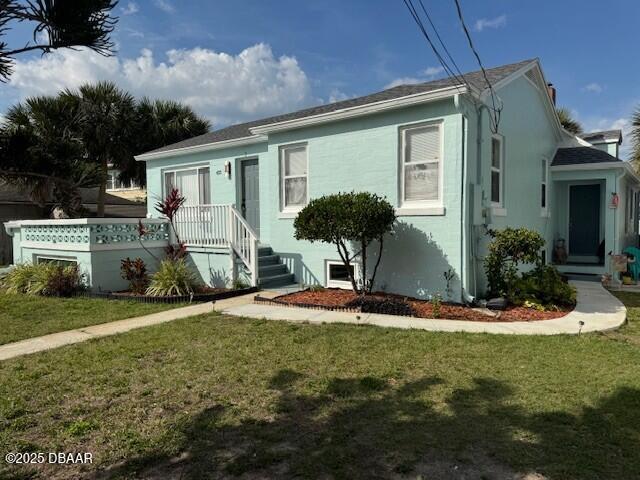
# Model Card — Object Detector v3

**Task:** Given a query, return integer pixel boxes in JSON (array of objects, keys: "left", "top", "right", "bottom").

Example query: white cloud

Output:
[
  {"left": 583, "top": 82, "right": 603, "bottom": 94},
  {"left": 121, "top": 2, "right": 139, "bottom": 15},
  {"left": 384, "top": 65, "right": 445, "bottom": 89},
  {"left": 153, "top": 0, "right": 174, "bottom": 13},
  {"left": 423, "top": 66, "right": 444, "bottom": 78},
  {"left": 474, "top": 14, "right": 507, "bottom": 32},
  {"left": 328, "top": 88, "right": 349, "bottom": 103},
  {"left": 8, "top": 44, "right": 313, "bottom": 127}
]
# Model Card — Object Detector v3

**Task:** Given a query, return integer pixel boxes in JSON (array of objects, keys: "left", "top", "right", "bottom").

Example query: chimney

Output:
[{"left": 547, "top": 83, "right": 556, "bottom": 105}]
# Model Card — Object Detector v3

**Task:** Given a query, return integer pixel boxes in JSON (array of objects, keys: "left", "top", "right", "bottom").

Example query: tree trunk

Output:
[
  {"left": 368, "top": 237, "right": 384, "bottom": 294},
  {"left": 335, "top": 240, "right": 359, "bottom": 293},
  {"left": 360, "top": 239, "right": 367, "bottom": 296},
  {"left": 96, "top": 158, "right": 108, "bottom": 217}
]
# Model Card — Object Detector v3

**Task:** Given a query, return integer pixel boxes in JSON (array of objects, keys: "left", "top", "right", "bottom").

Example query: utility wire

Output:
[
  {"left": 452, "top": 0, "right": 502, "bottom": 132},
  {"left": 401, "top": 0, "right": 468, "bottom": 92},
  {"left": 416, "top": 0, "right": 467, "bottom": 83}
]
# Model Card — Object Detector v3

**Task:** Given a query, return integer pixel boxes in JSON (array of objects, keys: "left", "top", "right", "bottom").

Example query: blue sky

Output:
[{"left": 2, "top": 0, "right": 638, "bottom": 157}]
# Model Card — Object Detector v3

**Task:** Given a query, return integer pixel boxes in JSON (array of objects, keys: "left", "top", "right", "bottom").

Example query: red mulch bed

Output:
[{"left": 275, "top": 289, "right": 572, "bottom": 323}]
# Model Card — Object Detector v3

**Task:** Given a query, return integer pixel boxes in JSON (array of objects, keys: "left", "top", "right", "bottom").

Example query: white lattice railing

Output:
[{"left": 174, "top": 204, "right": 258, "bottom": 286}]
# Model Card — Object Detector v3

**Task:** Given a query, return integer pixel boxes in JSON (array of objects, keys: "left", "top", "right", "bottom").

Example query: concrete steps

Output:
[{"left": 257, "top": 246, "right": 295, "bottom": 288}]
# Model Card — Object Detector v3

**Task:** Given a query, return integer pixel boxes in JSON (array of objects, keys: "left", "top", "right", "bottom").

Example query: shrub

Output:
[
  {"left": 43, "top": 264, "right": 83, "bottom": 297},
  {"left": 346, "top": 296, "right": 415, "bottom": 316},
  {"left": 1, "top": 263, "right": 38, "bottom": 294},
  {"left": 484, "top": 227, "right": 545, "bottom": 297},
  {"left": 431, "top": 293, "right": 442, "bottom": 319},
  {"left": 294, "top": 191, "right": 396, "bottom": 294},
  {"left": 0, "top": 263, "right": 82, "bottom": 296},
  {"left": 120, "top": 257, "right": 148, "bottom": 294},
  {"left": 510, "top": 265, "right": 576, "bottom": 308},
  {"left": 146, "top": 258, "right": 199, "bottom": 297}
]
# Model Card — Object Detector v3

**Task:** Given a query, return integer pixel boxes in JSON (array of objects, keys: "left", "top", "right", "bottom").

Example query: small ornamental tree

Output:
[
  {"left": 294, "top": 192, "right": 396, "bottom": 294},
  {"left": 484, "top": 227, "right": 545, "bottom": 297}
]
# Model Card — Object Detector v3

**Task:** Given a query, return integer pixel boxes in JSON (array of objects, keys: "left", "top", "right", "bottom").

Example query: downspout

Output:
[
  {"left": 462, "top": 102, "right": 490, "bottom": 304},
  {"left": 457, "top": 94, "right": 478, "bottom": 305}
]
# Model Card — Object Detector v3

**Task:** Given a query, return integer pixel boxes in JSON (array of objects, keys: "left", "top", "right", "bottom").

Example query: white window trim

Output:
[
  {"left": 325, "top": 260, "right": 359, "bottom": 289},
  {"left": 540, "top": 157, "right": 549, "bottom": 217},
  {"left": 162, "top": 163, "right": 210, "bottom": 204},
  {"left": 490, "top": 134, "right": 504, "bottom": 208},
  {"left": 34, "top": 254, "right": 77, "bottom": 265},
  {"left": 279, "top": 142, "right": 309, "bottom": 214},
  {"left": 399, "top": 121, "right": 444, "bottom": 210}
]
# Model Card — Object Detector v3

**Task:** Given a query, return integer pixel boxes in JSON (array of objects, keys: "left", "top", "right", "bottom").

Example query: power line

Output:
[
  {"left": 416, "top": 0, "right": 466, "bottom": 83},
  {"left": 452, "top": 0, "right": 502, "bottom": 133},
  {"left": 401, "top": 0, "right": 468, "bottom": 92}
]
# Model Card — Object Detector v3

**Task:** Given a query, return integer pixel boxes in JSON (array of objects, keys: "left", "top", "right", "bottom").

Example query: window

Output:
[
  {"left": 106, "top": 169, "right": 139, "bottom": 191},
  {"left": 491, "top": 135, "right": 503, "bottom": 206},
  {"left": 163, "top": 166, "right": 211, "bottom": 205},
  {"left": 400, "top": 123, "right": 442, "bottom": 205},
  {"left": 280, "top": 143, "right": 308, "bottom": 211},
  {"left": 541, "top": 158, "right": 548, "bottom": 213},
  {"left": 326, "top": 260, "right": 357, "bottom": 289},
  {"left": 35, "top": 255, "right": 77, "bottom": 267}
]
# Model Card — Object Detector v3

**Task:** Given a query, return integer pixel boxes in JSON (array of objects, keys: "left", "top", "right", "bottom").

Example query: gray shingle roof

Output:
[
  {"left": 580, "top": 130, "right": 622, "bottom": 144},
  {"left": 552, "top": 147, "right": 622, "bottom": 166},
  {"left": 144, "top": 58, "right": 536, "bottom": 156}
]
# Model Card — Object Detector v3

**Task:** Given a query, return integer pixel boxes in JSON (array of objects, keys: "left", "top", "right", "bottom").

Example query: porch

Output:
[
  {"left": 3, "top": 204, "right": 295, "bottom": 292},
  {"left": 550, "top": 163, "right": 638, "bottom": 279}
]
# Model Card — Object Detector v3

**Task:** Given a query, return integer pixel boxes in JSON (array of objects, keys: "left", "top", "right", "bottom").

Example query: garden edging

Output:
[{"left": 223, "top": 281, "right": 626, "bottom": 335}]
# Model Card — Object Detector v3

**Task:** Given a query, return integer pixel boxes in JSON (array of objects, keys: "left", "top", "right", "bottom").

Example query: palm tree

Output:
[
  {"left": 62, "top": 82, "right": 137, "bottom": 217},
  {"left": 0, "top": 95, "right": 100, "bottom": 216},
  {"left": 556, "top": 107, "right": 583, "bottom": 135},
  {"left": 631, "top": 108, "right": 640, "bottom": 166},
  {"left": 118, "top": 98, "right": 210, "bottom": 187}
]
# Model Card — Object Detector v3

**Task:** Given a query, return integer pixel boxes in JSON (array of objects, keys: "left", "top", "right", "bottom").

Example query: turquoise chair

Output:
[{"left": 622, "top": 247, "right": 640, "bottom": 281}]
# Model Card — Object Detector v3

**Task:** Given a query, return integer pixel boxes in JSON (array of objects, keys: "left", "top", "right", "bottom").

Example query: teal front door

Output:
[
  {"left": 569, "top": 184, "right": 600, "bottom": 257},
  {"left": 241, "top": 159, "right": 260, "bottom": 236}
]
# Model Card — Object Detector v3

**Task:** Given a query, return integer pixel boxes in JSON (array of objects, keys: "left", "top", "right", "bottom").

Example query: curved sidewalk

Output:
[{"left": 219, "top": 281, "right": 626, "bottom": 335}]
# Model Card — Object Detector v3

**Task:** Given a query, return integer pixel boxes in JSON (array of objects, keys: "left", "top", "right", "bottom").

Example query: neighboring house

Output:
[
  {"left": 0, "top": 184, "right": 146, "bottom": 265},
  {"left": 6, "top": 58, "right": 639, "bottom": 298},
  {"left": 132, "top": 57, "right": 639, "bottom": 300},
  {"left": 106, "top": 165, "right": 146, "bottom": 202}
]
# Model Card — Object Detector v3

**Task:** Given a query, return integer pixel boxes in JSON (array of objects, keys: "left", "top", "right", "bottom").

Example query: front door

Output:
[
  {"left": 569, "top": 184, "right": 600, "bottom": 257},
  {"left": 241, "top": 159, "right": 260, "bottom": 236}
]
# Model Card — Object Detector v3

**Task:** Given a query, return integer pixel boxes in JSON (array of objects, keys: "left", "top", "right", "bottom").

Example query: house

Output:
[
  {"left": 106, "top": 164, "right": 146, "bottom": 203},
  {"left": 6, "top": 58, "right": 639, "bottom": 298},
  {"left": 0, "top": 184, "right": 147, "bottom": 265},
  {"left": 131, "top": 57, "right": 640, "bottom": 300}
]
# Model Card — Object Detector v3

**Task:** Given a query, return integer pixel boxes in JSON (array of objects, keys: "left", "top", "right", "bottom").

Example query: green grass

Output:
[
  {"left": 0, "top": 293, "right": 183, "bottom": 345},
  {"left": 0, "top": 293, "right": 639, "bottom": 479}
]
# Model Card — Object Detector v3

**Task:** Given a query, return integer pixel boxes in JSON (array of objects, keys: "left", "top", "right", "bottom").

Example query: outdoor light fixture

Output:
[{"left": 224, "top": 160, "right": 231, "bottom": 179}]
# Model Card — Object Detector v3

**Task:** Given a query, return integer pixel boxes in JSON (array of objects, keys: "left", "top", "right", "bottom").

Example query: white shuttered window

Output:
[{"left": 400, "top": 123, "right": 442, "bottom": 205}]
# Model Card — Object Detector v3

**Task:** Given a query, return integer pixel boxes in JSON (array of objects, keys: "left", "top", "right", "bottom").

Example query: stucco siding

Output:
[
  {"left": 259, "top": 100, "right": 465, "bottom": 300},
  {"left": 470, "top": 76, "right": 559, "bottom": 293}
]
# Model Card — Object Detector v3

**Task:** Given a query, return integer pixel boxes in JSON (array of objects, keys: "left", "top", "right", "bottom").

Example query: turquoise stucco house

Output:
[{"left": 6, "top": 58, "right": 639, "bottom": 301}]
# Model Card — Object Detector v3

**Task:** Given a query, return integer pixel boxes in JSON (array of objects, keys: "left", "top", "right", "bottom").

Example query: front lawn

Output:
[
  {"left": 0, "top": 293, "right": 184, "bottom": 345},
  {"left": 0, "top": 293, "right": 638, "bottom": 479}
]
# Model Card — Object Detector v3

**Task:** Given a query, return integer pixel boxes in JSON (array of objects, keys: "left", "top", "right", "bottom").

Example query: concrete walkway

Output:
[
  {"left": 218, "top": 281, "right": 627, "bottom": 335},
  {"left": 0, "top": 302, "right": 214, "bottom": 361}
]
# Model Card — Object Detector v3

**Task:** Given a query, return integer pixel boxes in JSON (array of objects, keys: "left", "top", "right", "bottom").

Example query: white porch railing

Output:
[{"left": 174, "top": 204, "right": 258, "bottom": 286}]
